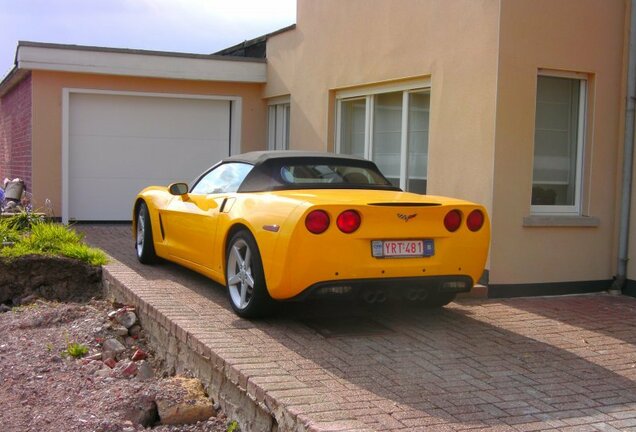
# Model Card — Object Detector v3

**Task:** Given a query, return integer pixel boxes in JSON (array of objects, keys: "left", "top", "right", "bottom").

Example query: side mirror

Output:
[{"left": 168, "top": 182, "right": 189, "bottom": 196}]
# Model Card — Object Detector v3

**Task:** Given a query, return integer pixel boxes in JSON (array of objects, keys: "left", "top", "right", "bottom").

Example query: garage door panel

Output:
[
  {"left": 69, "top": 176, "right": 171, "bottom": 221},
  {"left": 68, "top": 92, "right": 232, "bottom": 221},
  {"left": 69, "top": 135, "right": 227, "bottom": 179},
  {"left": 70, "top": 94, "right": 230, "bottom": 140}
]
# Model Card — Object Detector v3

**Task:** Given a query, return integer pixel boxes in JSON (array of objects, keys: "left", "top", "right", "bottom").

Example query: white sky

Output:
[{"left": 0, "top": 0, "right": 297, "bottom": 77}]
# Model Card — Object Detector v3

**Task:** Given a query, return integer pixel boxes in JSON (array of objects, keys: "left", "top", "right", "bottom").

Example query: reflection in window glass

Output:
[
  {"left": 268, "top": 103, "right": 290, "bottom": 150},
  {"left": 339, "top": 98, "right": 366, "bottom": 158},
  {"left": 373, "top": 92, "right": 402, "bottom": 188},
  {"left": 279, "top": 164, "right": 392, "bottom": 187},
  {"left": 337, "top": 87, "right": 430, "bottom": 194},
  {"left": 191, "top": 163, "right": 253, "bottom": 194},
  {"left": 408, "top": 92, "right": 429, "bottom": 194},
  {"left": 532, "top": 76, "right": 583, "bottom": 208}
]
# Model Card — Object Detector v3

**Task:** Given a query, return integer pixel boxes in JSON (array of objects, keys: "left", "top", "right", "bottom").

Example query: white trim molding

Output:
[{"left": 18, "top": 42, "right": 266, "bottom": 83}]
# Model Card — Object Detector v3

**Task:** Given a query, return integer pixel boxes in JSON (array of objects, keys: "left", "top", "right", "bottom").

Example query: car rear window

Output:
[{"left": 279, "top": 164, "right": 392, "bottom": 187}]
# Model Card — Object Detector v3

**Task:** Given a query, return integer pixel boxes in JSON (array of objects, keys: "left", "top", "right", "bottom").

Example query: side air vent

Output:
[{"left": 368, "top": 203, "right": 441, "bottom": 207}]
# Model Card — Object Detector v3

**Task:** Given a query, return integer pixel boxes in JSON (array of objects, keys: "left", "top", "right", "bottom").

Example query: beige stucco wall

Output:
[
  {"left": 491, "top": 0, "right": 626, "bottom": 285},
  {"left": 265, "top": 0, "right": 501, "bottom": 210},
  {"left": 267, "top": 0, "right": 629, "bottom": 288},
  {"left": 30, "top": 71, "right": 266, "bottom": 216}
]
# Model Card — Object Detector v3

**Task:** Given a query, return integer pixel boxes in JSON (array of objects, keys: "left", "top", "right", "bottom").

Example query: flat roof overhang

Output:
[{"left": 0, "top": 41, "right": 267, "bottom": 96}]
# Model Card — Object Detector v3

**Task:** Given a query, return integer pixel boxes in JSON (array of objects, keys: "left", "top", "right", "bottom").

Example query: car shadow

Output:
[{"left": 79, "top": 224, "right": 636, "bottom": 429}]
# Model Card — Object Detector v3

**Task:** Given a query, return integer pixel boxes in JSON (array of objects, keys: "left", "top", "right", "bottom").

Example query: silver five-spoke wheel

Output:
[
  {"left": 227, "top": 239, "right": 255, "bottom": 310},
  {"left": 226, "top": 230, "right": 272, "bottom": 317}
]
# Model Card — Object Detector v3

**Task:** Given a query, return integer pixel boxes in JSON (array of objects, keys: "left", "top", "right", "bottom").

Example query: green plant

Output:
[
  {"left": 227, "top": 420, "right": 240, "bottom": 432},
  {"left": 0, "top": 221, "right": 108, "bottom": 266},
  {"left": 62, "top": 334, "right": 89, "bottom": 359},
  {"left": 0, "top": 218, "right": 22, "bottom": 244},
  {"left": 3, "top": 209, "right": 45, "bottom": 232}
]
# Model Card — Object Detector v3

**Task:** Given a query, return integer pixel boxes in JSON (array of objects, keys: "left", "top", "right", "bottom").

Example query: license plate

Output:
[{"left": 371, "top": 239, "right": 434, "bottom": 258}]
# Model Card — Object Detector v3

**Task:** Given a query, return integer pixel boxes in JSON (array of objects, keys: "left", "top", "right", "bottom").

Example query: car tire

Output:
[
  {"left": 424, "top": 292, "right": 456, "bottom": 308},
  {"left": 135, "top": 201, "right": 157, "bottom": 264},
  {"left": 226, "top": 230, "right": 273, "bottom": 318}
]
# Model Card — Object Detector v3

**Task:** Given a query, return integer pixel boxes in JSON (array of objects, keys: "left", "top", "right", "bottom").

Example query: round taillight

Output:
[
  {"left": 444, "top": 210, "right": 462, "bottom": 232},
  {"left": 467, "top": 209, "right": 485, "bottom": 232},
  {"left": 336, "top": 210, "right": 361, "bottom": 233},
  {"left": 305, "top": 210, "right": 330, "bottom": 234}
]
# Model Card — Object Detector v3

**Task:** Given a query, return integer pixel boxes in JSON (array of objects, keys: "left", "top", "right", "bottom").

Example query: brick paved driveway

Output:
[{"left": 78, "top": 224, "right": 636, "bottom": 431}]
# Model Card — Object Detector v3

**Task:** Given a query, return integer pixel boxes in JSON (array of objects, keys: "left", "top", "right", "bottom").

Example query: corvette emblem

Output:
[{"left": 398, "top": 213, "right": 417, "bottom": 222}]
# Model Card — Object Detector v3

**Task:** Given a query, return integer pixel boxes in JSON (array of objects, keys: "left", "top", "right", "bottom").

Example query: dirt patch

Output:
[
  {"left": 0, "top": 298, "right": 232, "bottom": 431},
  {"left": 0, "top": 255, "right": 102, "bottom": 305}
]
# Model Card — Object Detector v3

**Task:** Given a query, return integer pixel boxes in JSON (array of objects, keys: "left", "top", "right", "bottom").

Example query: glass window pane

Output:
[
  {"left": 284, "top": 104, "right": 290, "bottom": 150},
  {"left": 408, "top": 91, "right": 430, "bottom": 194},
  {"left": 191, "top": 163, "right": 253, "bottom": 194},
  {"left": 339, "top": 98, "right": 366, "bottom": 158},
  {"left": 372, "top": 92, "right": 402, "bottom": 187},
  {"left": 532, "top": 76, "right": 581, "bottom": 206},
  {"left": 267, "top": 105, "right": 276, "bottom": 150}
]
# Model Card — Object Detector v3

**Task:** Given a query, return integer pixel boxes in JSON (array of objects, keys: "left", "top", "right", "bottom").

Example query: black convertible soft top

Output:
[
  {"left": 224, "top": 150, "right": 368, "bottom": 166},
  {"left": 195, "top": 151, "right": 399, "bottom": 193}
]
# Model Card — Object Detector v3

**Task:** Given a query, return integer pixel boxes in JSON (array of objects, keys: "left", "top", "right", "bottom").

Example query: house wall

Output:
[
  {"left": 490, "top": 0, "right": 625, "bottom": 287},
  {"left": 266, "top": 0, "right": 628, "bottom": 292},
  {"left": 265, "top": 0, "right": 501, "bottom": 211},
  {"left": 29, "top": 70, "right": 266, "bottom": 216},
  {"left": 0, "top": 73, "right": 32, "bottom": 192}
]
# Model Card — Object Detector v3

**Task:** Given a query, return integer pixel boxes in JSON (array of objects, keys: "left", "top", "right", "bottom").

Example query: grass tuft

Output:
[
  {"left": 0, "top": 218, "right": 107, "bottom": 266},
  {"left": 63, "top": 341, "right": 89, "bottom": 359}
]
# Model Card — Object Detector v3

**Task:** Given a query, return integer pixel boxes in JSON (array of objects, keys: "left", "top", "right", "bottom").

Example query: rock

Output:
[
  {"left": 94, "top": 368, "right": 111, "bottom": 378},
  {"left": 103, "top": 358, "right": 117, "bottom": 369},
  {"left": 122, "top": 361, "right": 138, "bottom": 377},
  {"left": 112, "top": 325, "right": 129, "bottom": 337},
  {"left": 128, "top": 324, "right": 142, "bottom": 337},
  {"left": 0, "top": 304, "right": 10, "bottom": 313},
  {"left": 156, "top": 377, "right": 216, "bottom": 425},
  {"left": 124, "top": 337, "right": 136, "bottom": 347},
  {"left": 136, "top": 361, "right": 154, "bottom": 381},
  {"left": 102, "top": 338, "right": 126, "bottom": 355},
  {"left": 131, "top": 349, "right": 146, "bottom": 361},
  {"left": 116, "top": 311, "right": 137, "bottom": 329},
  {"left": 85, "top": 353, "right": 102, "bottom": 361},
  {"left": 126, "top": 396, "right": 158, "bottom": 427}
]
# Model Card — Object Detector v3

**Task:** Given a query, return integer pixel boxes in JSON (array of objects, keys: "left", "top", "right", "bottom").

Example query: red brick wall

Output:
[{"left": 0, "top": 73, "right": 32, "bottom": 193}]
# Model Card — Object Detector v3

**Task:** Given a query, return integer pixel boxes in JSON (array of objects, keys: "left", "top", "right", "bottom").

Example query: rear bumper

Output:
[{"left": 288, "top": 275, "right": 473, "bottom": 301}]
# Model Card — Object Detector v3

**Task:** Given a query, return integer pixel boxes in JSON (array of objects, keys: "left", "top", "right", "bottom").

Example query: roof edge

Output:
[
  {"left": 214, "top": 24, "right": 297, "bottom": 57},
  {"left": 17, "top": 41, "right": 266, "bottom": 64},
  {"left": 6, "top": 41, "right": 267, "bottom": 84}
]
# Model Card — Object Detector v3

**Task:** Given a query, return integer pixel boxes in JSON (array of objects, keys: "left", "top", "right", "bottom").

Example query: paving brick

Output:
[{"left": 78, "top": 224, "right": 636, "bottom": 432}]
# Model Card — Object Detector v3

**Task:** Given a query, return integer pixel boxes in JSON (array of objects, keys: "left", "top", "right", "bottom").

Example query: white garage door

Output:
[{"left": 68, "top": 92, "right": 232, "bottom": 221}]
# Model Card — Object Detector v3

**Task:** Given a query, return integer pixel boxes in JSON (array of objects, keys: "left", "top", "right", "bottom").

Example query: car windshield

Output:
[{"left": 279, "top": 164, "right": 392, "bottom": 187}]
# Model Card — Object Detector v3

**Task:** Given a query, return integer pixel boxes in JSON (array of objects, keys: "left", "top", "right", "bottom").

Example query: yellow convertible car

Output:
[{"left": 133, "top": 151, "right": 490, "bottom": 317}]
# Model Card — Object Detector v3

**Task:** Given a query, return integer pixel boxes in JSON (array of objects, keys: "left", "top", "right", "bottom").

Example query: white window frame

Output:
[
  {"left": 335, "top": 78, "right": 431, "bottom": 191},
  {"left": 267, "top": 96, "right": 290, "bottom": 150},
  {"left": 531, "top": 72, "right": 587, "bottom": 215}
]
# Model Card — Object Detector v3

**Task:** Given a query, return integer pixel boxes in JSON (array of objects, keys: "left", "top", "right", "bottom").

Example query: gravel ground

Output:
[{"left": 0, "top": 299, "right": 232, "bottom": 432}]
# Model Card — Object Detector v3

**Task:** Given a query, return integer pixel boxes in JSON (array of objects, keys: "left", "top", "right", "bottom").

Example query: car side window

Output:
[{"left": 191, "top": 163, "right": 253, "bottom": 194}]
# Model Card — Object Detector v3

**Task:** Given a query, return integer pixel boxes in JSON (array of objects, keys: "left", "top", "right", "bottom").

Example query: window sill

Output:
[{"left": 523, "top": 215, "right": 600, "bottom": 227}]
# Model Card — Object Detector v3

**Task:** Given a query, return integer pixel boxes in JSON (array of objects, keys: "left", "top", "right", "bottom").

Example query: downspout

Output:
[{"left": 611, "top": 0, "right": 636, "bottom": 293}]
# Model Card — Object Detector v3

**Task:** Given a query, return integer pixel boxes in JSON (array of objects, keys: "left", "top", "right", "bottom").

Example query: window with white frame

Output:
[
  {"left": 268, "top": 101, "right": 290, "bottom": 150},
  {"left": 336, "top": 81, "right": 430, "bottom": 193},
  {"left": 531, "top": 75, "right": 587, "bottom": 214}
]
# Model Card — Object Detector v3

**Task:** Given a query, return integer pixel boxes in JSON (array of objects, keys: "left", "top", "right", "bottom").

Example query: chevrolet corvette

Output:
[{"left": 133, "top": 151, "right": 490, "bottom": 317}]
